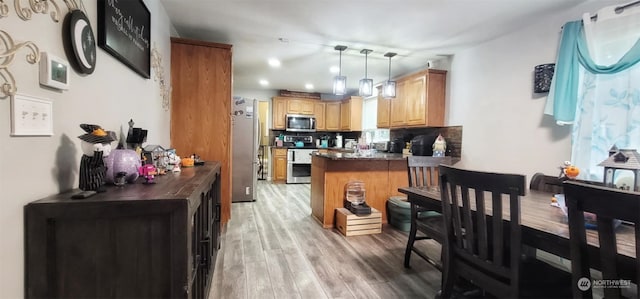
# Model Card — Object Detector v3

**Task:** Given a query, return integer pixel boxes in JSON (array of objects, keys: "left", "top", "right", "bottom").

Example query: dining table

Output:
[{"left": 398, "top": 186, "right": 637, "bottom": 281}]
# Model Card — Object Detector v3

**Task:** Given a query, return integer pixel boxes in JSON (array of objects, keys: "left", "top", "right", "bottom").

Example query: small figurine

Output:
[
  {"left": 167, "top": 149, "right": 181, "bottom": 172},
  {"left": 432, "top": 134, "right": 447, "bottom": 157},
  {"left": 138, "top": 164, "right": 157, "bottom": 184},
  {"left": 559, "top": 161, "right": 580, "bottom": 180},
  {"left": 77, "top": 124, "right": 117, "bottom": 193}
]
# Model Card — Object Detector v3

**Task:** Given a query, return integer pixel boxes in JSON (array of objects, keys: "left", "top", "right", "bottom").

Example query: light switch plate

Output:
[{"left": 10, "top": 94, "right": 53, "bottom": 136}]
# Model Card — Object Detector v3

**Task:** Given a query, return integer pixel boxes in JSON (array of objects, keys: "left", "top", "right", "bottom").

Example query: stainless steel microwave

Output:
[{"left": 286, "top": 114, "right": 316, "bottom": 132}]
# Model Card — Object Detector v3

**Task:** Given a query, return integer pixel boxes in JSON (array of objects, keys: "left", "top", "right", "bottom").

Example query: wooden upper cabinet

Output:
[
  {"left": 272, "top": 97, "right": 287, "bottom": 129},
  {"left": 405, "top": 74, "right": 427, "bottom": 126},
  {"left": 389, "top": 69, "right": 447, "bottom": 128},
  {"left": 340, "top": 96, "right": 363, "bottom": 131},
  {"left": 376, "top": 86, "right": 390, "bottom": 128},
  {"left": 405, "top": 70, "right": 446, "bottom": 127},
  {"left": 314, "top": 102, "right": 326, "bottom": 131},
  {"left": 424, "top": 70, "right": 446, "bottom": 126},
  {"left": 287, "top": 98, "right": 314, "bottom": 115},
  {"left": 389, "top": 80, "right": 407, "bottom": 127},
  {"left": 325, "top": 102, "right": 341, "bottom": 131}
]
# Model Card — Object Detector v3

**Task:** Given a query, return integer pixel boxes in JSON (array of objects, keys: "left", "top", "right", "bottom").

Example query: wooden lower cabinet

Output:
[
  {"left": 272, "top": 148, "right": 288, "bottom": 183},
  {"left": 25, "top": 163, "right": 222, "bottom": 299},
  {"left": 310, "top": 156, "right": 408, "bottom": 228}
]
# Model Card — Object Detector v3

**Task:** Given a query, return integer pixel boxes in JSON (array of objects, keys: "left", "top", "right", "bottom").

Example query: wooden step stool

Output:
[{"left": 335, "top": 207, "right": 382, "bottom": 236}]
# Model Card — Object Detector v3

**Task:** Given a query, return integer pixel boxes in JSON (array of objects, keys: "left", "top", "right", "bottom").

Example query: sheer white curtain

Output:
[{"left": 571, "top": 3, "right": 640, "bottom": 181}]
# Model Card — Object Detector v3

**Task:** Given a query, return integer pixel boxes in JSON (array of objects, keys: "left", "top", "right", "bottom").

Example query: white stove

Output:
[{"left": 287, "top": 148, "right": 314, "bottom": 183}]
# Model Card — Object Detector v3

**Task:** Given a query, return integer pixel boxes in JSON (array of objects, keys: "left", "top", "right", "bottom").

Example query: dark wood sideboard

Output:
[{"left": 25, "top": 162, "right": 222, "bottom": 298}]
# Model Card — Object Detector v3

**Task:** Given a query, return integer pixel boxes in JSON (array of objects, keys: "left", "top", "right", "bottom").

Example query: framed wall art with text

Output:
[{"left": 98, "top": 0, "right": 151, "bottom": 78}]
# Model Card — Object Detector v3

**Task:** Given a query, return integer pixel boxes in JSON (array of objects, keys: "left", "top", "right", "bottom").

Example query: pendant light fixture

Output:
[
  {"left": 333, "top": 45, "right": 347, "bottom": 95},
  {"left": 383, "top": 52, "right": 397, "bottom": 99},
  {"left": 358, "top": 49, "right": 373, "bottom": 97}
]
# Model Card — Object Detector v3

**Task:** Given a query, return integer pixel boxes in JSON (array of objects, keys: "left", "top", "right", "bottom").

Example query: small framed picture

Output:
[
  {"left": 39, "top": 52, "right": 70, "bottom": 90},
  {"left": 11, "top": 94, "right": 54, "bottom": 136}
]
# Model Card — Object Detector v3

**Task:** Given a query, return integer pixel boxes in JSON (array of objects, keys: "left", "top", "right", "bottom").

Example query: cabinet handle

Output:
[{"left": 215, "top": 204, "right": 221, "bottom": 221}]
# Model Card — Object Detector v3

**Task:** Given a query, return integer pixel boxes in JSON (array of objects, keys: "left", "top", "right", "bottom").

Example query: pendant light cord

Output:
[
  {"left": 365, "top": 52, "right": 368, "bottom": 78},
  {"left": 387, "top": 57, "right": 391, "bottom": 81},
  {"left": 339, "top": 50, "right": 342, "bottom": 76}
]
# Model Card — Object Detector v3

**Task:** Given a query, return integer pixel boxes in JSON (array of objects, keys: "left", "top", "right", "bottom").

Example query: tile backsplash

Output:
[{"left": 390, "top": 126, "right": 462, "bottom": 158}]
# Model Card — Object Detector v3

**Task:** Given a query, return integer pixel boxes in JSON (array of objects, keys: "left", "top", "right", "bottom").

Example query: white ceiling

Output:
[{"left": 160, "top": 0, "right": 587, "bottom": 95}]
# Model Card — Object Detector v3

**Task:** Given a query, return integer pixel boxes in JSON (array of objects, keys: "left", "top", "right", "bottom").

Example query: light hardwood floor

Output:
[{"left": 210, "top": 180, "right": 443, "bottom": 299}]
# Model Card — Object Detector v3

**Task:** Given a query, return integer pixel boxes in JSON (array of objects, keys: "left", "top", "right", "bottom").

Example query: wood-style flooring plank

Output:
[
  {"left": 264, "top": 249, "right": 303, "bottom": 299},
  {"left": 245, "top": 261, "right": 274, "bottom": 299},
  {"left": 344, "top": 279, "right": 383, "bottom": 299},
  {"left": 208, "top": 181, "right": 441, "bottom": 299},
  {"left": 291, "top": 270, "right": 329, "bottom": 299}
]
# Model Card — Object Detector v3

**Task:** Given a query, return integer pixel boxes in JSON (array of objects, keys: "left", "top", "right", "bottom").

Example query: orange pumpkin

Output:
[{"left": 564, "top": 165, "right": 580, "bottom": 179}]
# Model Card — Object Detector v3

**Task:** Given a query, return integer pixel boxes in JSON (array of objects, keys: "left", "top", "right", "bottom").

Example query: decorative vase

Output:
[{"left": 104, "top": 149, "right": 142, "bottom": 184}]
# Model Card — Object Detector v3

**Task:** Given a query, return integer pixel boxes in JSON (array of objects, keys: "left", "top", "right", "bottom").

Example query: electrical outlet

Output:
[
  {"left": 245, "top": 187, "right": 251, "bottom": 195},
  {"left": 10, "top": 94, "right": 53, "bottom": 136}
]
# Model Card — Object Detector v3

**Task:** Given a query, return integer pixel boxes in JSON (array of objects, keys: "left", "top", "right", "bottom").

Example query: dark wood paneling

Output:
[{"left": 25, "top": 163, "right": 221, "bottom": 298}]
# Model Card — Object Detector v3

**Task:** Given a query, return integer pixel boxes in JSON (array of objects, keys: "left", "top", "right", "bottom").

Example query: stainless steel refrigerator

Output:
[{"left": 231, "top": 96, "right": 258, "bottom": 202}]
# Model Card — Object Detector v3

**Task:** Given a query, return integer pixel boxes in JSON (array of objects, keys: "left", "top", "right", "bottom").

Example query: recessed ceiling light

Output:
[
  {"left": 305, "top": 83, "right": 314, "bottom": 90},
  {"left": 330, "top": 66, "right": 339, "bottom": 73},
  {"left": 259, "top": 79, "right": 269, "bottom": 86},
  {"left": 268, "top": 58, "right": 281, "bottom": 67}
]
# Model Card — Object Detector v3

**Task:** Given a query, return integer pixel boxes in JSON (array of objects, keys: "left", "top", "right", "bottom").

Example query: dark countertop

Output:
[
  {"left": 270, "top": 146, "right": 355, "bottom": 152},
  {"left": 312, "top": 151, "right": 406, "bottom": 161}
]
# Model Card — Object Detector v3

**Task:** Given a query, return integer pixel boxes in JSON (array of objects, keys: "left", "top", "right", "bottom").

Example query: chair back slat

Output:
[
  {"left": 439, "top": 165, "right": 526, "bottom": 298},
  {"left": 491, "top": 192, "right": 504, "bottom": 266},
  {"left": 407, "top": 156, "right": 452, "bottom": 188},
  {"left": 460, "top": 186, "right": 475, "bottom": 255},
  {"left": 636, "top": 224, "right": 640, "bottom": 295},
  {"left": 509, "top": 192, "right": 521, "bottom": 289},
  {"left": 564, "top": 181, "right": 640, "bottom": 299},
  {"left": 475, "top": 189, "right": 488, "bottom": 260},
  {"left": 447, "top": 183, "right": 464, "bottom": 248}
]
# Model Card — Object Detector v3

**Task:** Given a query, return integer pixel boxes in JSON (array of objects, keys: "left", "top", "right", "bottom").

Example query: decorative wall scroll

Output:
[
  {"left": 11, "top": 0, "right": 85, "bottom": 21},
  {"left": 0, "top": 0, "right": 91, "bottom": 97},
  {"left": 0, "top": 30, "right": 40, "bottom": 97},
  {"left": 14, "top": 0, "right": 62, "bottom": 21},
  {"left": 151, "top": 45, "right": 171, "bottom": 111},
  {"left": 0, "top": 1, "right": 9, "bottom": 18}
]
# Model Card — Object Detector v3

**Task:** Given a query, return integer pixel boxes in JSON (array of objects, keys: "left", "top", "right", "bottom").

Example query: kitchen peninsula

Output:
[{"left": 310, "top": 151, "right": 409, "bottom": 228}]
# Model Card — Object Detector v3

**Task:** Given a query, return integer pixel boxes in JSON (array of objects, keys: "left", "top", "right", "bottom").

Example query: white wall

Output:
[
  {"left": 447, "top": 1, "right": 618, "bottom": 179},
  {"left": 0, "top": 1, "right": 174, "bottom": 296}
]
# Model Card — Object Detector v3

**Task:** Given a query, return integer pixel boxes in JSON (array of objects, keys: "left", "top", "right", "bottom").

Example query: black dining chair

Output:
[
  {"left": 438, "top": 165, "right": 572, "bottom": 298},
  {"left": 404, "top": 156, "right": 452, "bottom": 269},
  {"left": 530, "top": 172, "right": 564, "bottom": 194},
  {"left": 563, "top": 181, "right": 640, "bottom": 299}
]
